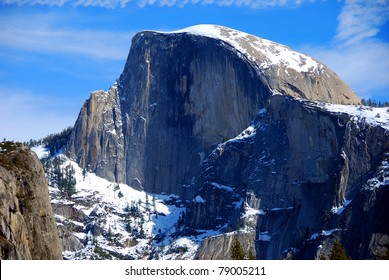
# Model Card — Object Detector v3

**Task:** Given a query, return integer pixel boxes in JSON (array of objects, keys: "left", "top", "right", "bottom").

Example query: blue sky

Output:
[{"left": 0, "top": 0, "right": 388, "bottom": 142}]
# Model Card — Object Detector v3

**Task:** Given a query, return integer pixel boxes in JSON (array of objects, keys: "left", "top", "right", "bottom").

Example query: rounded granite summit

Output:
[{"left": 148, "top": 24, "right": 360, "bottom": 105}]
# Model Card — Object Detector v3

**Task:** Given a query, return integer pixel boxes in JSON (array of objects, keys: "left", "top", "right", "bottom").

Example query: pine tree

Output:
[
  {"left": 52, "top": 157, "right": 64, "bottom": 190},
  {"left": 138, "top": 199, "right": 142, "bottom": 211},
  {"left": 125, "top": 218, "right": 132, "bottom": 233},
  {"left": 124, "top": 203, "right": 130, "bottom": 213},
  {"left": 139, "top": 224, "right": 145, "bottom": 239},
  {"left": 82, "top": 168, "right": 87, "bottom": 181},
  {"left": 130, "top": 201, "right": 137, "bottom": 217},
  {"left": 145, "top": 193, "right": 150, "bottom": 212},
  {"left": 329, "top": 240, "right": 351, "bottom": 260},
  {"left": 231, "top": 239, "right": 246, "bottom": 260},
  {"left": 64, "top": 164, "right": 76, "bottom": 198}
]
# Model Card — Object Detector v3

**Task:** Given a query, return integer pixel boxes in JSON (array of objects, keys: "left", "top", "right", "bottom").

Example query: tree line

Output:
[
  {"left": 24, "top": 126, "right": 73, "bottom": 156},
  {"left": 42, "top": 156, "right": 77, "bottom": 198},
  {"left": 360, "top": 98, "right": 389, "bottom": 108}
]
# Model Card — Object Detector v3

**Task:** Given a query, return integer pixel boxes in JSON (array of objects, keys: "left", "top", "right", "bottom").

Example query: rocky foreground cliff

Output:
[
  {"left": 51, "top": 25, "right": 389, "bottom": 259},
  {"left": 0, "top": 142, "right": 62, "bottom": 259}
]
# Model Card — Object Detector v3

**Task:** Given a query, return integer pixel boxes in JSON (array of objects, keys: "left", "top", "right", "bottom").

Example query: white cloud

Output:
[
  {"left": 139, "top": 0, "right": 317, "bottom": 8},
  {"left": 2, "top": 0, "right": 69, "bottom": 6},
  {"left": 2, "top": 0, "right": 316, "bottom": 8},
  {"left": 1, "top": 0, "right": 132, "bottom": 7},
  {"left": 0, "top": 87, "right": 77, "bottom": 142},
  {"left": 0, "top": 13, "right": 133, "bottom": 60},
  {"left": 335, "top": 0, "right": 389, "bottom": 46},
  {"left": 301, "top": 0, "right": 389, "bottom": 100},
  {"left": 73, "top": 0, "right": 133, "bottom": 8}
]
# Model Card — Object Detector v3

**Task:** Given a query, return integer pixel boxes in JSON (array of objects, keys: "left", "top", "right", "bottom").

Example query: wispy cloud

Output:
[
  {"left": 335, "top": 0, "right": 389, "bottom": 46},
  {"left": 138, "top": 0, "right": 310, "bottom": 8},
  {"left": 0, "top": 13, "right": 133, "bottom": 60},
  {"left": 302, "top": 0, "right": 389, "bottom": 100},
  {"left": 2, "top": 0, "right": 69, "bottom": 7},
  {"left": 2, "top": 0, "right": 316, "bottom": 8},
  {"left": 1, "top": 0, "right": 129, "bottom": 8},
  {"left": 0, "top": 87, "right": 78, "bottom": 142},
  {"left": 72, "top": 0, "right": 132, "bottom": 8}
]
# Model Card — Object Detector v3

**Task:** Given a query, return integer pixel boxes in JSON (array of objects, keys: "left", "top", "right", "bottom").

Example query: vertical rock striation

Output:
[{"left": 190, "top": 96, "right": 388, "bottom": 259}]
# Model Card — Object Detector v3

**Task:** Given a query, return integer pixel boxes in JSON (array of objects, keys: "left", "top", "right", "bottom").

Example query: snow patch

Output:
[
  {"left": 193, "top": 195, "right": 205, "bottom": 203},
  {"left": 363, "top": 159, "right": 389, "bottom": 190},
  {"left": 106, "top": 129, "right": 117, "bottom": 135},
  {"left": 331, "top": 199, "right": 352, "bottom": 215},
  {"left": 31, "top": 145, "right": 49, "bottom": 159},
  {"left": 47, "top": 154, "right": 191, "bottom": 260},
  {"left": 309, "top": 228, "right": 341, "bottom": 241},
  {"left": 324, "top": 104, "right": 389, "bottom": 130},
  {"left": 209, "top": 182, "right": 234, "bottom": 192},
  {"left": 229, "top": 125, "right": 256, "bottom": 143},
  {"left": 242, "top": 203, "right": 266, "bottom": 218}
]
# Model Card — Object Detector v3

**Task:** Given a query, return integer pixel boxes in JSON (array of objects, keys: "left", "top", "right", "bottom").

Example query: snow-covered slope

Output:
[
  {"left": 32, "top": 148, "right": 226, "bottom": 260},
  {"left": 323, "top": 104, "right": 389, "bottom": 130},
  {"left": 156, "top": 24, "right": 321, "bottom": 73}
]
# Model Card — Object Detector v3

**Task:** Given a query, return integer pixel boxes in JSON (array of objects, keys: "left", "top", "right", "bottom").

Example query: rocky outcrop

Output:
[
  {"left": 65, "top": 25, "right": 359, "bottom": 197},
  {"left": 189, "top": 95, "right": 389, "bottom": 259},
  {"left": 195, "top": 231, "right": 256, "bottom": 260},
  {"left": 66, "top": 86, "right": 125, "bottom": 184},
  {"left": 0, "top": 142, "right": 63, "bottom": 259}
]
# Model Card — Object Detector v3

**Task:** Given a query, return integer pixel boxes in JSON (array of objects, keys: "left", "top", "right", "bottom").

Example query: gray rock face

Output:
[
  {"left": 195, "top": 231, "right": 256, "bottom": 260},
  {"left": 0, "top": 142, "right": 63, "bottom": 260},
  {"left": 190, "top": 95, "right": 389, "bottom": 259},
  {"left": 66, "top": 86, "right": 124, "bottom": 184},
  {"left": 65, "top": 25, "right": 359, "bottom": 196}
]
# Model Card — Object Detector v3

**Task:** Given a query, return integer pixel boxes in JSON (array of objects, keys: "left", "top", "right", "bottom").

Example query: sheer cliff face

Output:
[
  {"left": 0, "top": 142, "right": 63, "bottom": 260},
  {"left": 66, "top": 25, "right": 359, "bottom": 196},
  {"left": 190, "top": 96, "right": 389, "bottom": 259}
]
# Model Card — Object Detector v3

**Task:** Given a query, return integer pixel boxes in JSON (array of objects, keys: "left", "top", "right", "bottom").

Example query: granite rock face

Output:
[
  {"left": 189, "top": 96, "right": 389, "bottom": 259},
  {"left": 66, "top": 86, "right": 124, "bottom": 185},
  {"left": 195, "top": 231, "right": 256, "bottom": 260},
  {"left": 0, "top": 142, "right": 63, "bottom": 260},
  {"left": 65, "top": 25, "right": 359, "bottom": 197}
]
